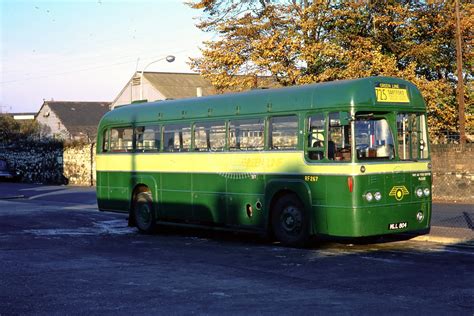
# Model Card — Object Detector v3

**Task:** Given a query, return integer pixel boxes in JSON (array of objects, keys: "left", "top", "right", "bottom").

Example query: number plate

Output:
[
  {"left": 375, "top": 83, "right": 410, "bottom": 103},
  {"left": 388, "top": 222, "right": 408, "bottom": 230}
]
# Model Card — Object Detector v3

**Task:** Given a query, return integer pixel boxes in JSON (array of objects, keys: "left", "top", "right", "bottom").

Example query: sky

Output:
[{"left": 0, "top": 0, "right": 212, "bottom": 113}]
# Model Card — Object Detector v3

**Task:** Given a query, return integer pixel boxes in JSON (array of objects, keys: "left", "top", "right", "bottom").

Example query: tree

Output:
[
  {"left": 187, "top": 0, "right": 473, "bottom": 139},
  {"left": 0, "top": 115, "right": 44, "bottom": 144}
]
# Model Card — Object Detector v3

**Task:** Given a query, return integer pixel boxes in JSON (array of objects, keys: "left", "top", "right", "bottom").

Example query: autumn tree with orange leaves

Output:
[{"left": 187, "top": 0, "right": 473, "bottom": 140}]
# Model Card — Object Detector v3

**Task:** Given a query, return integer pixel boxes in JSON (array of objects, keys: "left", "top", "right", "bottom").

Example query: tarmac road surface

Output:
[{"left": 0, "top": 183, "right": 472, "bottom": 314}]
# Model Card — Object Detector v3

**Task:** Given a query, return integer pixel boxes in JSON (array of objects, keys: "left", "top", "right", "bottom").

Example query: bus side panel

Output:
[
  {"left": 160, "top": 172, "right": 192, "bottom": 221},
  {"left": 192, "top": 173, "right": 227, "bottom": 225},
  {"left": 96, "top": 171, "right": 110, "bottom": 211},
  {"left": 226, "top": 174, "right": 265, "bottom": 229},
  {"left": 306, "top": 174, "right": 328, "bottom": 235},
  {"left": 106, "top": 171, "right": 131, "bottom": 212}
]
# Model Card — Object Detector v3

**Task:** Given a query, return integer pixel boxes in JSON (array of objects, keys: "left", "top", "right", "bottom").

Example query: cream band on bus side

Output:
[{"left": 96, "top": 152, "right": 431, "bottom": 177}]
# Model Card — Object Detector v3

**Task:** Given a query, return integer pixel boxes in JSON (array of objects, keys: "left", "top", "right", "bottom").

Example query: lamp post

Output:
[{"left": 139, "top": 55, "right": 175, "bottom": 101}]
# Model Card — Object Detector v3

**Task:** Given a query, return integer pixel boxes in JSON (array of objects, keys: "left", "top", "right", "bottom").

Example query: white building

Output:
[{"left": 111, "top": 72, "right": 216, "bottom": 110}]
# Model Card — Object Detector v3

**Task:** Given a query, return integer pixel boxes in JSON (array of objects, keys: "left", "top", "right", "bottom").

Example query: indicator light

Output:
[{"left": 347, "top": 176, "right": 353, "bottom": 193}]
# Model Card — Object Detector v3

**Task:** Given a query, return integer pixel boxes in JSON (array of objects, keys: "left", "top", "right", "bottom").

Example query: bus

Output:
[{"left": 96, "top": 76, "right": 432, "bottom": 246}]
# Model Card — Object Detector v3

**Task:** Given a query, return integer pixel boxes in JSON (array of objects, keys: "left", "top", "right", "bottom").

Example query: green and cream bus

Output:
[{"left": 96, "top": 76, "right": 431, "bottom": 246}]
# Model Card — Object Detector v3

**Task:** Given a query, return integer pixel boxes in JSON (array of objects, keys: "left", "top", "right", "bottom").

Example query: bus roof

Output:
[{"left": 99, "top": 76, "right": 426, "bottom": 127}]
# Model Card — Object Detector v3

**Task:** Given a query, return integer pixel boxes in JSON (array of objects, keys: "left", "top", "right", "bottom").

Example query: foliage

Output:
[
  {"left": 187, "top": 0, "right": 473, "bottom": 138},
  {"left": 0, "top": 115, "right": 49, "bottom": 144}
]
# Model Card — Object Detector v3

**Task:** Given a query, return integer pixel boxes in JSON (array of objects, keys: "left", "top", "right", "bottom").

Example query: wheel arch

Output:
[
  {"left": 264, "top": 179, "right": 313, "bottom": 235},
  {"left": 128, "top": 184, "right": 151, "bottom": 227}
]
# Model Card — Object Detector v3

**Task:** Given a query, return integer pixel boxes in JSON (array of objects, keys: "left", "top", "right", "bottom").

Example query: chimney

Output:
[{"left": 196, "top": 87, "right": 202, "bottom": 97}]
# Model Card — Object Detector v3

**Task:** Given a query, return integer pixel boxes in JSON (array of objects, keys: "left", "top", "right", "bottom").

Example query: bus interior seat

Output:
[{"left": 328, "top": 141, "right": 336, "bottom": 160}]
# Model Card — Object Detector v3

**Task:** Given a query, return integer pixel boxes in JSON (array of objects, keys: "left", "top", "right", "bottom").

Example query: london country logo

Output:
[{"left": 389, "top": 186, "right": 409, "bottom": 201}]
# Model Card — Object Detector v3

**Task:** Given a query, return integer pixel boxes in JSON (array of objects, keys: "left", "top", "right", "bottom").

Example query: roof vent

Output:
[{"left": 132, "top": 76, "right": 141, "bottom": 86}]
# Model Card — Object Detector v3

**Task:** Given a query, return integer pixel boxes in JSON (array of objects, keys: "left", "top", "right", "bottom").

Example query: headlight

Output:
[
  {"left": 374, "top": 192, "right": 382, "bottom": 201},
  {"left": 423, "top": 188, "right": 430, "bottom": 196},
  {"left": 416, "top": 188, "right": 423, "bottom": 198},
  {"left": 365, "top": 192, "right": 373, "bottom": 202}
]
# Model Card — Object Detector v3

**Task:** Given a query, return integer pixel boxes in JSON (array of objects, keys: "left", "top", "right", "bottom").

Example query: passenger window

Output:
[
  {"left": 194, "top": 121, "right": 226, "bottom": 151},
  {"left": 269, "top": 116, "right": 298, "bottom": 150},
  {"left": 307, "top": 114, "right": 325, "bottom": 160},
  {"left": 229, "top": 118, "right": 264, "bottom": 151},
  {"left": 110, "top": 127, "right": 133, "bottom": 152},
  {"left": 102, "top": 129, "right": 110, "bottom": 153},
  {"left": 328, "top": 112, "right": 351, "bottom": 161},
  {"left": 136, "top": 126, "right": 161, "bottom": 152},
  {"left": 163, "top": 124, "right": 191, "bottom": 152}
]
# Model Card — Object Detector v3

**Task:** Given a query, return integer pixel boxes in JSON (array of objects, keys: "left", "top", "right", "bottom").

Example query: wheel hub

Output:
[
  {"left": 137, "top": 204, "right": 151, "bottom": 225},
  {"left": 281, "top": 206, "right": 302, "bottom": 234}
]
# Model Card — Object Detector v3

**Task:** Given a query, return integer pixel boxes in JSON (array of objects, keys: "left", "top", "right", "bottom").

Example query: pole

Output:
[
  {"left": 454, "top": 0, "right": 466, "bottom": 145},
  {"left": 139, "top": 55, "right": 175, "bottom": 101}
]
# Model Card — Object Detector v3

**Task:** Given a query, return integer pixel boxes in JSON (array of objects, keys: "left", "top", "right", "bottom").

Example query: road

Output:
[{"left": 0, "top": 183, "right": 473, "bottom": 314}]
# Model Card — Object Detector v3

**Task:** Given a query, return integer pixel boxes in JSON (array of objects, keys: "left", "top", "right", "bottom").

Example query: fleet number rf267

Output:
[{"left": 304, "top": 175, "right": 318, "bottom": 182}]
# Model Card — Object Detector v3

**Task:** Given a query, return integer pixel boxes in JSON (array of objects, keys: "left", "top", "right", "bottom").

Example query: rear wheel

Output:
[
  {"left": 133, "top": 191, "right": 157, "bottom": 234},
  {"left": 271, "top": 194, "right": 309, "bottom": 247}
]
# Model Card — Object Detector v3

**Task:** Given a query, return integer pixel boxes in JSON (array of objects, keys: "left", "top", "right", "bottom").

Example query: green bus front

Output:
[{"left": 305, "top": 110, "right": 431, "bottom": 238}]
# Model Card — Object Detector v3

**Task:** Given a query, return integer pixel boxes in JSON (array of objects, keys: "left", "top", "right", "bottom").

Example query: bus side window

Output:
[
  {"left": 195, "top": 121, "right": 226, "bottom": 151},
  {"left": 229, "top": 118, "right": 264, "bottom": 151},
  {"left": 135, "top": 127, "right": 145, "bottom": 152},
  {"left": 163, "top": 124, "right": 191, "bottom": 152},
  {"left": 307, "top": 113, "right": 325, "bottom": 160},
  {"left": 136, "top": 125, "right": 161, "bottom": 152},
  {"left": 269, "top": 115, "right": 298, "bottom": 150},
  {"left": 110, "top": 127, "right": 133, "bottom": 152},
  {"left": 102, "top": 129, "right": 110, "bottom": 152},
  {"left": 328, "top": 112, "right": 351, "bottom": 161}
]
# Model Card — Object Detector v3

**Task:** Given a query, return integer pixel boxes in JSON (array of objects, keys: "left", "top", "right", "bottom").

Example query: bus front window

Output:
[
  {"left": 355, "top": 116, "right": 395, "bottom": 160},
  {"left": 397, "top": 113, "right": 429, "bottom": 160},
  {"left": 328, "top": 112, "right": 351, "bottom": 161}
]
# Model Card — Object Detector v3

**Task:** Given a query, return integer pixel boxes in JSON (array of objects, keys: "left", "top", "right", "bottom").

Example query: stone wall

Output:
[
  {"left": 430, "top": 144, "right": 473, "bottom": 203},
  {"left": 0, "top": 141, "right": 95, "bottom": 185},
  {"left": 1, "top": 142, "right": 66, "bottom": 184},
  {"left": 63, "top": 143, "right": 96, "bottom": 186}
]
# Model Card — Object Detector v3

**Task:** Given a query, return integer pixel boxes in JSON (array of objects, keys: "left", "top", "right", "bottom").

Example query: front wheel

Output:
[
  {"left": 133, "top": 191, "right": 157, "bottom": 234},
  {"left": 271, "top": 194, "right": 309, "bottom": 247}
]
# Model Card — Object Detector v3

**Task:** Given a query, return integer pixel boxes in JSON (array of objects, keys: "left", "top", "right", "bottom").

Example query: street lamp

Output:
[{"left": 139, "top": 55, "right": 175, "bottom": 101}]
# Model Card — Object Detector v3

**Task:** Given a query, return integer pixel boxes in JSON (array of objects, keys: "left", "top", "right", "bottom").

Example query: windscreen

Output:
[{"left": 355, "top": 116, "right": 395, "bottom": 160}]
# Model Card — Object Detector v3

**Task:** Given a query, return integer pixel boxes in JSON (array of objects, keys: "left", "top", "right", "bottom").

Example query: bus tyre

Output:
[
  {"left": 133, "top": 192, "right": 157, "bottom": 234},
  {"left": 272, "top": 194, "right": 309, "bottom": 247}
]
